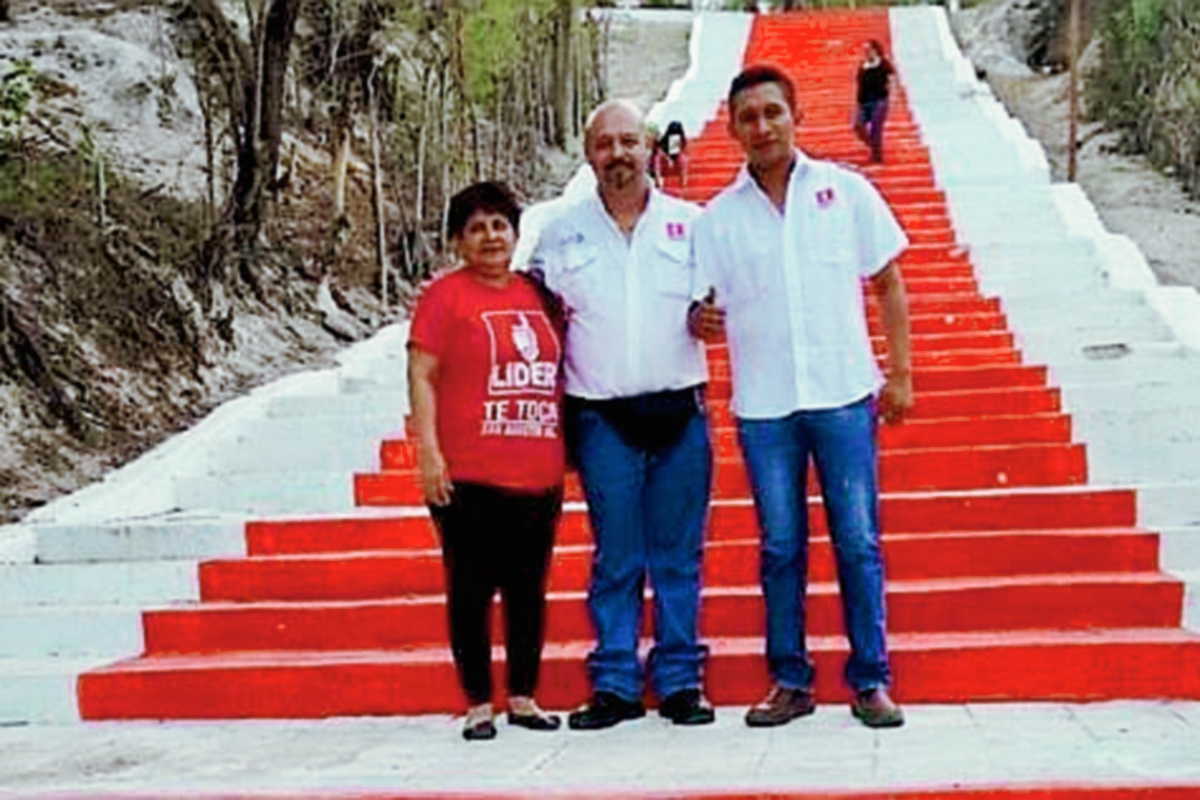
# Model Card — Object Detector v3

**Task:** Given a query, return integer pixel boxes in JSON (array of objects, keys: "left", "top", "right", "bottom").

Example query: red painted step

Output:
[
  {"left": 197, "top": 527, "right": 1163, "bottom": 605},
  {"left": 246, "top": 486, "right": 1137, "bottom": 556},
  {"left": 78, "top": 628, "right": 1200, "bottom": 719},
  {"left": 358, "top": 440, "right": 1088, "bottom": 506},
  {"left": 380, "top": 411, "right": 1069, "bottom": 471},
  {"left": 146, "top": 570, "right": 1180, "bottom": 654}
]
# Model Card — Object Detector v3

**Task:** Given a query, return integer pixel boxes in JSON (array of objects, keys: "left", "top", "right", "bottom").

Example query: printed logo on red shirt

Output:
[
  {"left": 481, "top": 310, "right": 561, "bottom": 439},
  {"left": 816, "top": 187, "right": 835, "bottom": 208}
]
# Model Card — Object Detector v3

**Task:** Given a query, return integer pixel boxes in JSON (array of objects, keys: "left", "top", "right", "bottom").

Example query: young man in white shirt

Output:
[
  {"left": 691, "top": 65, "right": 913, "bottom": 729},
  {"left": 528, "top": 100, "right": 715, "bottom": 729}
]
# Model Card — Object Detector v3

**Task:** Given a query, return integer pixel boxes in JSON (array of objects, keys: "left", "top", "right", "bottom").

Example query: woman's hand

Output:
[
  {"left": 408, "top": 347, "right": 451, "bottom": 506},
  {"left": 419, "top": 444, "right": 454, "bottom": 507}
]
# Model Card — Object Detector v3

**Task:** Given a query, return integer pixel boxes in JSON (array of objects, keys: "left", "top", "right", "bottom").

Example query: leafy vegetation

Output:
[{"left": 1089, "top": 0, "right": 1200, "bottom": 195}]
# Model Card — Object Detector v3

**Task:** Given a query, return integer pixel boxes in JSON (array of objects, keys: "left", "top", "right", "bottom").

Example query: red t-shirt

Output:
[{"left": 409, "top": 269, "right": 565, "bottom": 492}]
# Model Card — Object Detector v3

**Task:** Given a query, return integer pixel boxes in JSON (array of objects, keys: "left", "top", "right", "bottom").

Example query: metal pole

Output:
[{"left": 1067, "top": 0, "right": 1080, "bottom": 181}]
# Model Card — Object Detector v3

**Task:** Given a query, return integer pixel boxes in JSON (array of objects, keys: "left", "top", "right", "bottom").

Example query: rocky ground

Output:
[
  {"left": 605, "top": 10, "right": 693, "bottom": 115},
  {"left": 0, "top": 1, "right": 388, "bottom": 523},
  {"left": 951, "top": 0, "right": 1200, "bottom": 290}
]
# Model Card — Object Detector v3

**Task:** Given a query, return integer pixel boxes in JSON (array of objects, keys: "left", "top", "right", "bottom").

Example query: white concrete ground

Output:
[
  {"left": 0, "top": 8, "right": 1198, "bottom": 796},
  {"left": 0, "top": 701, "right": 1198, "bottom": 796}
]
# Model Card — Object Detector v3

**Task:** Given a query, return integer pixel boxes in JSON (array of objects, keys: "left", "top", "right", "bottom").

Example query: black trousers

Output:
[{"left": 430, "top": 482, "right": 562, "bottom": 705}]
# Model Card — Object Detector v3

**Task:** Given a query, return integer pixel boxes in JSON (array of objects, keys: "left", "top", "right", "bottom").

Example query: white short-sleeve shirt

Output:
[
  {"left": 527, "top": 189, "right": 708, "bottom": 400},
  {"left": 694, "top": 150, "right": 908, "bottom": 419}
]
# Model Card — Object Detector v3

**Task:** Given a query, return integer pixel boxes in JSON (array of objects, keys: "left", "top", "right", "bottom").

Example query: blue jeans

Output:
[
  {"left": 857, "top": 97, "right": 888, "bottom": 162},
  {"left": 568, "top": 397, "right": 712, "bottom": 702},
  {"left": 736, "top": 396, "right": 891, "bottom": 693}
]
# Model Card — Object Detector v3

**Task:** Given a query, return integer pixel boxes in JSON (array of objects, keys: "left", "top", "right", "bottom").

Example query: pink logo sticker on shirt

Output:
[
  {"left": 666, "top": 222, "right": 687, "bottom": 240},
  {"left": 816, "top": 188, "right": 835, "bottom": 208}
]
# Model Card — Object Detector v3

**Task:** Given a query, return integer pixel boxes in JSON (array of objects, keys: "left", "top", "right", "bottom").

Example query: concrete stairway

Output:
[{"left": 69, "top": 9, "right": 1200, "bottom": 721}]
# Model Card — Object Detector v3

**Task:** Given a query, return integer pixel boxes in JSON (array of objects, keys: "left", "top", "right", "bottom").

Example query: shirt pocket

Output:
[
  {"left": 725, "top": 242, "right": 771, "bottom": 305},
  {"left": 558, "top": 243, "right": 600, "bottom": 315},
  {"left": 810, "top": 210, "right": 860, "bottom": 273},
  {"left": 654, "top": 239, "right": 693, "bottom": 300}
]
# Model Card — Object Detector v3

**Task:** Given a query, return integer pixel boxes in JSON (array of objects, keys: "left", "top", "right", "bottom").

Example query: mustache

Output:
[{"left": 605, "top": 158, "right": 637, "bottom": 173}]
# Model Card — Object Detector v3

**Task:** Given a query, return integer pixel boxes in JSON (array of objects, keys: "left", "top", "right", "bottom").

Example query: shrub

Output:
[{"left": 1089, "top": 0, "right": 1200, "bottom": 195}]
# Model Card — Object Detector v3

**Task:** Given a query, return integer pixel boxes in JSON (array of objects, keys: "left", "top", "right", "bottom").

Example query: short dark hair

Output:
[
  {"left": 446, "top": 181, "right": 521, "bottom": 240},
  {"left": 728, "top": 64, "right": 797, "bottom": 113}
]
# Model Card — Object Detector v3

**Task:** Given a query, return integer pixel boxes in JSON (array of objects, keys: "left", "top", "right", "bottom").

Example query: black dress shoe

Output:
[
  {"left": 658, "top": 688, "right": 715, "bottom": 726},
  {"left": 462, "top": 718, "right": 497, "bottom": 741},
  {"left": 507, "top": 710, "right": 562, "bottom": 731},
  {"left": 567, "top": 691, "right": 646, "bottom": 731}
]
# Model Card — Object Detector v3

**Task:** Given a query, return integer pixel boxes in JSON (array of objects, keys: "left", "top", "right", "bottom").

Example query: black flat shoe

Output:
[
  {"left": 567, "top": 690, "right": 645, "bottom": 731},
  {"left": 658, "top": 688, "right": 715, "bottom": 726},
  {"left": 462, "top": 718, "right": 497, "bottom": 741},
  {"left": 507, "top": 711, "right": 562, "bottom": 731}
]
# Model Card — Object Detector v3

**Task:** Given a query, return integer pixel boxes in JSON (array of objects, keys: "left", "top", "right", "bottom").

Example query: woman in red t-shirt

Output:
[{"left": 408, "top": 182, "right": 565, "bottom": 741}]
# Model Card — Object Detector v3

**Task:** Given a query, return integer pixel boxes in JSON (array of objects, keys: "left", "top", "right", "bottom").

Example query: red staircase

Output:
[{"left": 77, "top": 9, "right": 1200, "bottom": 721}]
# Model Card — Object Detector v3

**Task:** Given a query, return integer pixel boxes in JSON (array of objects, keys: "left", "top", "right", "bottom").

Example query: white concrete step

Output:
[
  {"left": 31, "top": 517, "right": 246, "bottom": 564},
  {"left": 1063, "top": 381, "right": 1200, "bottom": 414},
  {"left": 1160, "top": 528, "right": 1200, "bottom": 573},
  {"left": 1134, "top": 483, "right": 1200, "bottom": 529},
  {"left": 0, "top": 657, "right": 100, "bottom": 724},
  {"left": 204, "top": 416, "right": 397, "bottom": 475},
  {"left": 950, "top": 210, "right": 1084, "bottom": 246},
  {"left": 1088, "top": 441, "right": 1200, "bottom": 485},
  {"left": 0, "top": 561, "right": 198, "bottom": 607},
  {"left": 1050, "top": 352, "right": 1200, "bottom": 385},
  {"left": 1169, "top": 569, "right": 1200, "bottom": 633},
  {"left": 173, "top": 472, "right": 356, "bottom": 515},
  {"left": 1012, "top": 321, "right": 1180, "bottom": 367},
  {"left": 0, "top": 606, "right": 144, "bottom": 658},
  {"left": 265, "top": 390, "right": 407, "bottom": 420}
]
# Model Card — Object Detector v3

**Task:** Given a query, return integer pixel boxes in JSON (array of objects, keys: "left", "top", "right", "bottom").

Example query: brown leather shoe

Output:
[
  {"left": 851, "top": 687, "right": 904, "bottom": 728},
  {"left": 744, "top": 684, "right": 816, "bottom": 727}
]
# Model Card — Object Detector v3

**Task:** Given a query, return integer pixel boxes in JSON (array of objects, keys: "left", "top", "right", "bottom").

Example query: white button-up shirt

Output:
[
  {"left": 695, "top": 150, "right": 908, "bottom": 419},
  {"left": 528, "top": 189, "right": 708, "bottom": 399}
]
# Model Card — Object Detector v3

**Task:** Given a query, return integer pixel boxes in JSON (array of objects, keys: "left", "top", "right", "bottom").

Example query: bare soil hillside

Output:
[
  {"left": 0, "top": 6, "right": 696, "bottom": 524},
  {"left": 0, "top": 1, "right": 393, "bottom": 523}
]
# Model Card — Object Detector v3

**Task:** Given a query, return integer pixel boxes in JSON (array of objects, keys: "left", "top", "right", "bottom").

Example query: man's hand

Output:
[
  {"left": 688, "top": 287, "right": 726, "bottom": 342},
  {"left": 877, "top": 369, "right": 913, "bottom": 425},
  {"left": 418, "top": 444, "right": 454, "bottom": 507}
]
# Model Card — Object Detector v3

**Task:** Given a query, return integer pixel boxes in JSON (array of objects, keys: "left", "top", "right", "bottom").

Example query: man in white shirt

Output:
[
  {"left": 528, "top": 100, "right": 715, "bottom": 729},
  {"left": 691, "top": 65, "right": 913, "bottom": 729}
]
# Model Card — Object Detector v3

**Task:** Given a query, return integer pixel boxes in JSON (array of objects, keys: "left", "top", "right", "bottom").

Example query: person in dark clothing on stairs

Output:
[{"left": 854, "top": 40, "right": 894, "bottom": 164}]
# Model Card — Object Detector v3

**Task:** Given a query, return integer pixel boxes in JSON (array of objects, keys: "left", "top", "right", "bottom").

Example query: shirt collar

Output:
[
  {"left": 587, "top": 183, "right": 662, "bottom": 230},
  {"left": 732, "top": 148, "right": 812, "bottom": 196}
]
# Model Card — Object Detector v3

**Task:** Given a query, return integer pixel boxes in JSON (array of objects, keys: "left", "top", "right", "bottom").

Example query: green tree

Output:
[
  {"left": 1089, "top": 0, "right": 1200, "bottom": 194},
  {"left": 178, "top": 0, "right": 302, "bottom": 301}
]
